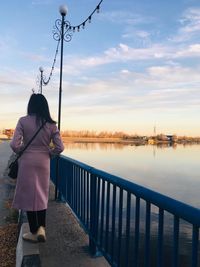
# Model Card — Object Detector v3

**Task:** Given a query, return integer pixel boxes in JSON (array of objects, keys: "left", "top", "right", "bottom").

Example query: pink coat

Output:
[{"left": 10, "top": 115, "right": 64, "bottom": 211}]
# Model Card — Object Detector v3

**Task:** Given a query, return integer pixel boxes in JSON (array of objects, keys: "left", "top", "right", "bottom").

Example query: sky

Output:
[{"left": 1, "top": 0, "right": 200, "bottom": 136}]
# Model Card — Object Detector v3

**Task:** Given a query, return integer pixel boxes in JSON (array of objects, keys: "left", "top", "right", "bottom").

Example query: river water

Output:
[
  {"left": 63, "top": 143, "right": 200, "bottom": 266},
  {"left": 63, "top": 143, "right": 200, "bottom": 208}
]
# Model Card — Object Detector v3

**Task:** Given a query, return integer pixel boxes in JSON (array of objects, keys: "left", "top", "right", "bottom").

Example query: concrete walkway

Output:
[
  {"left": 0, "top": 140, "right": 109, "bottom": 267},
  {"left": 39, "top": 185, "right": 109, "bottom": 267}
]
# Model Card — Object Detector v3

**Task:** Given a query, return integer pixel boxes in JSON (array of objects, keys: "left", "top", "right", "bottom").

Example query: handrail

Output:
[
  {"left": 51, "top": 155, "right": 200, "bottom": 267},
  {"left": 59, "top": 155, "right": 200, "bottom": 226}
]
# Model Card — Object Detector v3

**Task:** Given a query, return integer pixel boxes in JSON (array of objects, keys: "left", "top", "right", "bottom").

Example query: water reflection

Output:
[
  {"left": 62, "top": 142, "right": 200, "bottom": 266},
  {"left": 63, "top": 143, "right": 200, "bottom": 208},
  {"left": 64, "top": 142, "right": 127, "bottom": 151},
  {"left": 64, "top": 141, "right": 188, "bottom": 153},
  {"left": 64, "top": 141, "right": 185, "bottom": 152},
  {"left": 156, "top": 142, "right": 177, "bottom": 149}
]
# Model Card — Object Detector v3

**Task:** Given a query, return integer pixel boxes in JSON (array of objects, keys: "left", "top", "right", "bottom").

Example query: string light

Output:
[
  {"left": 39, "top": 39, "right": 60, "bottom": 88},
  {"left": 38, "top": 0, "right": 103, "bottom": 90},
  {"left": 70, "top": 0, "right": 103, "bottom": 32}
]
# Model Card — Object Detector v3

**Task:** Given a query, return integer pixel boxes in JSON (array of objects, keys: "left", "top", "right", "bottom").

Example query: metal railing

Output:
[{"left": 50, "top": 155, "right": 200, "bottom": 267}]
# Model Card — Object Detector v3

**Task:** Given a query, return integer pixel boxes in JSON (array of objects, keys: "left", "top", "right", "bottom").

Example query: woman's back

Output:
[
  {"left": 10, "top": 114, "right": 64, "bottom": 156},
  {"left": 10, "top": 93, "right": 64, "bottom": 240}
]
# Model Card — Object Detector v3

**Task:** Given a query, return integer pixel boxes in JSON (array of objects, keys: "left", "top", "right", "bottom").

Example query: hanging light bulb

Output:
[
  {"left": 73, "top": 27, "right": 75, "bottom": 32},
  {"left": 77, "top": 26, "right": 80, "bottom": 32},
  {"left": 82, "top": 22, "right": 85, "bottom": 29},
  {"left": 88, "top": 16, "right": 92, "bottom": 23},
  {"left": 96, "top": 5, "right": 100, "bottom": 13}
]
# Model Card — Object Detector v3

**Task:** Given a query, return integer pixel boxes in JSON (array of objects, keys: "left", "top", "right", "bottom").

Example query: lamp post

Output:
[
  {"left": 39, "top": 1, "right": 102, "bottom": 124},
  {"left": 51, "top": 2, "right": 103, "bottom": 200},
  {"left": 58, "top": 6, "right": 67, "bottom": 131},
  {"left": 39, "top": 66, "right": 44, "bottom": 94},
  {"left": 41, "top": 2, "right": 102, "bottom": 128},
  {"left": 53, "top": 5, "right": 72, "bottom": 200},
  {"left": 53, "top": 5, "right": 72, "bottom": 131},
  {"left": 37, "top": 3, "right": 103, "bottom": 199}
]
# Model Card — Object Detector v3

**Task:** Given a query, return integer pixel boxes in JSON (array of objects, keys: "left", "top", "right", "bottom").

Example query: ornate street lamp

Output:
[
  {"left": 38, "top": 2, "right": 104, "bottom": 200},
  {"left": 38, "top": 1, "right": 103, "bottom": 126},
  {"left": 53, "top": 5, "right": 72, "bottom": 131},
  {"left": 53, "top": 5, "right": 73, "bottom": 200}
]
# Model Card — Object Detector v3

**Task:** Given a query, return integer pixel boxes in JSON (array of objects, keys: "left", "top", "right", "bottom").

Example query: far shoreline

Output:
[
  {"left": 61, "top": 137, "right": 200, "bottom": 145},
  {"left": 1, "top": 137, "right": 200, "bottom": 145},
  {"left": 62, "top": 137, "right": 145, "bottom": 144}
]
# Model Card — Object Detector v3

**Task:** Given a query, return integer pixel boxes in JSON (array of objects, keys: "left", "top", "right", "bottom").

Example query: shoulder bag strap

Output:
[{"left": 15, "top": 120, "right": 46, "bottom": 161}]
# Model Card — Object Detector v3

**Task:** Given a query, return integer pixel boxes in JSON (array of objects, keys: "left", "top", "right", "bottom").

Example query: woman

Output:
[{"left": 10, "top": 93, "right": 64, "bottom": 243}]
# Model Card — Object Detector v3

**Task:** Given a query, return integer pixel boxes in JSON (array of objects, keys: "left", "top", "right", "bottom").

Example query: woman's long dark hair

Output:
[{"left": 27, "top": 94, "right": 56, "bottom": 124}]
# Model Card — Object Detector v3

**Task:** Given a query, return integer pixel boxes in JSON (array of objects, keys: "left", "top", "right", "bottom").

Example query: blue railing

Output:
[{"left": 50, "top": 155, "right": 200, "bottom": 267}]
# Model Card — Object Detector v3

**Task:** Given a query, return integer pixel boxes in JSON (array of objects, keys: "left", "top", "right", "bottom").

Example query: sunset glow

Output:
[{"left": 1, "top": 0, "right": 200, "bottom": 136}]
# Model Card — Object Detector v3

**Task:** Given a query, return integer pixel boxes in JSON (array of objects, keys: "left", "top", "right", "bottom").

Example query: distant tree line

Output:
[
  {"left": 2, "top": 128, "right": 200, "bottom": 143},
  {"left": 61, "top": 130, "right": 200, "bottom": 143},
  {"left": 61, "top": 130, "right": 140, "bottom": 139}
]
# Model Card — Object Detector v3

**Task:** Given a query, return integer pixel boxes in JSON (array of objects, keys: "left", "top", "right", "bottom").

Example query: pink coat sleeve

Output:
[
  {"left": 50, "top": 124, "right": 64, "bottom": 156},
  {"left": 10, "top": 119, "right": 24, "bottom": 154}
]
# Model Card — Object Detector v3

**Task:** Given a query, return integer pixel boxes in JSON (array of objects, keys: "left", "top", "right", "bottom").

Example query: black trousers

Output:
[{"left": 26, "top": 209, "right": 46, "bottom": 233}]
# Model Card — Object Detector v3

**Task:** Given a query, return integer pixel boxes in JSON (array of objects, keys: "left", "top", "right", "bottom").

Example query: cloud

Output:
[
  {"left": 100, "top": 9, "right": 155, "bottom": 44},
  {"left": 0, "top": 68, "right": 37, "bottom": 93},
  {"left": 60, "top": 39, "right": 200, "bottom": 77},
  {"left": 58, "top": 61, "right": 200, "bottom": 120},
  {"left": 120, "top": 69, "right": 131, "bottom": 74},
  {"left": 31, "top": 0, "right": 53, "bottom": 5},
  {"left": 2, "top": 62, "right": 200, "bottom": 131},
  {"left": 135, "top": 30, "right": 151, "bottom": 38},
  {"left": 143, "top": 65, "right": 200, "bottom": 90},
  {"left": 21, "top": 52, "right": 47, "bottom": 62},
  {"left": 174, "top": 43, "right": 200, "bottom": 57},
  {"left": 180, "top": 7, "right": 200, "bottom": 33},
  {"left": 0, "top": 35, "right": 18, "bottom": 57},
  {"left": 100, "top": 11, "right": 152, "bottom": 26},
  {"left": 59, "top": 63, "right": 200, "bottom": 115},
  {"left": 170, "top": 7, "right": 200, "bottom": 42},
  {"left": 63, "top": 43, "right": 172, "bottom": 72}
]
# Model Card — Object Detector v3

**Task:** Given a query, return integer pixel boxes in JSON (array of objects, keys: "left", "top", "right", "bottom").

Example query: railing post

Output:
[
  {"left": 89, "top": 173, "right": 98, "bottom": 255},
  {"left": 54, "top": 156, "right": 59, "bottom": 200},
  {"left": 56, "top": 157, "right": 63, "bottom": 201},
  {"left": 67, "top": 161, "right": 72, "bottom": 205},
  {"left": 50, "top": 155, "right": 200, "bottom": 267}
]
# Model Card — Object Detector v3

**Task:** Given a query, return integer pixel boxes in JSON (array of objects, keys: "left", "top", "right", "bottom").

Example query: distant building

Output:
[
  {"left": 0, "top": 134, "right": 8, "bottom": 140},
  {"left": 3, "top": 129, "right": 14, "bottom": 139},
  {"left": 166, "top": 135, "right": 173, "bottom": 142},
  {"left": 166, "top": 135, "right": 177, "bottom": 142}
]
